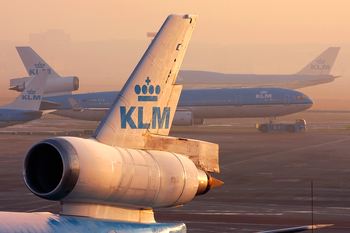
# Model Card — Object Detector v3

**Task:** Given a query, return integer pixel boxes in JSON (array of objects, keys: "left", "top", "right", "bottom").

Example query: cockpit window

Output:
[{"left": 297, "top": 95, "right": 309, "bottom": 100}]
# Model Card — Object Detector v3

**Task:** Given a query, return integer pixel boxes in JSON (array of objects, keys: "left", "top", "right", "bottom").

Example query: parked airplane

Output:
[
  {"left": 0, "top": 71, "right": 48, "bottom": 128},
  {"left": 176, "top": 47, "right": 340, "bottom": 89},
  {"left": 41, "top": 87, "right": 313, "bottom": 125},
  {"left": 10, "top": 46, "right": 79, "bottom": 96},
  {"left": 0, "top": 15, "right": 331, "bottom": 233},
  {"left": 1, "top": 14, "right": 214, "bottom": 232}
]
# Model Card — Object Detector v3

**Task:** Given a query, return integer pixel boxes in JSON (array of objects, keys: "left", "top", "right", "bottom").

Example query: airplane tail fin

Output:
[
  {"left": 92, "top": 14, "right": 198, "bottom": 148},
  {"left": 15, "top": 46, "right": 60, "bottom": 78},
  {"left": 2, "top": 71, "right": 48, "bottom": 110},
  {"left": 68, "top": 98, "right": 84, "bottom": 111},
  {"left": 295, "top": 47, "right": 340, "bottom": 75}
]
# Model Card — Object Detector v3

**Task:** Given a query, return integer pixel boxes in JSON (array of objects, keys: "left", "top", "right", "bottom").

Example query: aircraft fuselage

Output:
[{"left": 43, "top": 87, "right": 313, "bottom": 122}]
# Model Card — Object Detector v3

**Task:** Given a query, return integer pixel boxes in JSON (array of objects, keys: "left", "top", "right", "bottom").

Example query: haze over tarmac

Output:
[{"left": 1, "top": 0, "right": 350, "bottom": 110}]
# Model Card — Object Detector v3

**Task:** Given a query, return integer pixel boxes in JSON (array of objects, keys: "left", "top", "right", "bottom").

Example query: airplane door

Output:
[
  {"left": 285, "top": 94, "right": 290, "bottom": 105},
  {"left": 236, "top": 95, "right": 242, "bottom": 107},
  {"left": 5, "top": 112, "right": 10, "bottom": 122}
]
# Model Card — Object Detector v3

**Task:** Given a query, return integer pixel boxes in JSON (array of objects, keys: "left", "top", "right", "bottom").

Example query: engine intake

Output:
[{"left": 23, "top": 139, "right": 80, "bottom": 200}]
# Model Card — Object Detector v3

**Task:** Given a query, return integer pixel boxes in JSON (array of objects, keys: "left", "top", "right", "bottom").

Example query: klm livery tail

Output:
[
  {"left": 1, "top": 71, "right": 48, "bottom": 111},
  {"left": 93, "top": 14, "right": 198, "bottom": 148},
  {"left": 16, "top": 47, "right": 60, "bottom": 78},
  {"left": 296, "top": 47, "right": 340, "bottom": 75},
  {"left": 11, "top": 47, "right": 79, "bottom": 96}
]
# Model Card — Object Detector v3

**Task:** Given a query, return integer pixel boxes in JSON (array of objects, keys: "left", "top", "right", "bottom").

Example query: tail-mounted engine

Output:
[
  {"left": 23, "top": 137, "right": 221, "bottom": 211},
  {"left": 10, "top": 76, "right": 79, "bottom": 95}
]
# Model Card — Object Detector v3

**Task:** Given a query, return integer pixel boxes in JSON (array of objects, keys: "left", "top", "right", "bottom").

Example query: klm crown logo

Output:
[
  {"left": 256, "top": 90, "right": 272, "bottom": 99},
  {"left": 311, "top": 58, "right": 330, "bottom": 70},
  {"left": 35, "top": 62, "right": 45, "bottom": 69},
  {"left": 27, "top": 89, "right": 36, "bottom": 95},
  {"left": 134, "top": 77, "right": 161, "bottom": 102},
  {"left": 316, "top": 58, "right": 325, "bottom": 64},
  {"left": 121, "top": 77, "right": 170, "bottom": 129},
  {"left": 22, "top": 89, "right": 41, "bottom": 100},
  {"left": 30, "top": 62, "right": 51, "bottom": 76}
]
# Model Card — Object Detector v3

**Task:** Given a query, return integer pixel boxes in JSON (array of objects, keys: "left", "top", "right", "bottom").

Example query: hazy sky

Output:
[
  {"left": 1, "top": 0, "right": 350, "bottom": 44},
  {"left": 1, "top": 0, "right": 350, "bottom": 111}
]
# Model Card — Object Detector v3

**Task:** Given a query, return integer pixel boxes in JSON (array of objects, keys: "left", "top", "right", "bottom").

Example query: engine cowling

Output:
[
  {"left": 10, "top": 76, "right": 79, "bottom": 95},
  {"left": 173, "top": 110, "right": 193, "bottom": 126},
  {"left": 23, "top": 137, "right": 213, "bottom": 209}
]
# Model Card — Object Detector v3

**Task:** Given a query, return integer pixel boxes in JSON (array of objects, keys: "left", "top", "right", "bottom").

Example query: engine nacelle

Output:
[
  {"left": 10, "top": 76, "right": 79, "bottom": 95},
  {"left": 173, "top": 110, "right": 193, "bottom": 126},
  {"left": 23, "top": 137, "right": 213, "bottom": 209}
]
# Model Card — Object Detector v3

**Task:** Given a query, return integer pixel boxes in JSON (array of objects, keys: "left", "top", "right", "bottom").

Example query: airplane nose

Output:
[
  {"left": 308, "top": 98, "right": 314, "bottom": 105},
  {"left": 304, "top": 98, "right": 314, "bottom": 110}
]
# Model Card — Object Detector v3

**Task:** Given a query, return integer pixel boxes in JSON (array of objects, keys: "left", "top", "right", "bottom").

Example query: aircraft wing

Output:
[
  {"left": 93, "top": 14, "right": 198, "bottom": 148},
  {"left": 306, "top": 76, "right": 338, "bottom": 83},
  {"left": 68, "top": 98, "right": 109, "bottom": 112}
]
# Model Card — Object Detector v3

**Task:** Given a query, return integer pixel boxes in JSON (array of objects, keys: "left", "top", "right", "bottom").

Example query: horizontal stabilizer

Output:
[
  {"left": 39, "top": 100, "right": 62, "bottom": 110},
  {"left": 258, "top": 224, "right": 334, "bottom": 233},
  {"left": 10, "top": 77, "right": 31, "bottom": 87},
  {"left": 68, "top": 98, "right": 83, "bottom": 111},
  {"left": 143, "top": 132, "right": 219, "bottom": 173}
]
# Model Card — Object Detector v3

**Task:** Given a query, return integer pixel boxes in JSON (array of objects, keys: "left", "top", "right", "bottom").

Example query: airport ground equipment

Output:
[{"left": 258, "top": 119, "right": 307, "bottom": 133}]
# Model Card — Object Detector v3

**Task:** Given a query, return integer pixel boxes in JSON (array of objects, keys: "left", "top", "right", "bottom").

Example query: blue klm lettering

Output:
[
  {"left": 120, "top": 106, "right": 137, "bottom": 129},
  {"left": 152, "top": 107, "right": 170, "bottom": 129},
  {"left": 120, "top": 106, "right": 170, "bottom": 129},
  {"left": 138, "top": 107, "right": 150, "bottom": 129},
  {"left": 29, "top": 69, "right": 52, "bottom": 76},
  {"left": 22, "top": 95, "right": 41, "bottom": 100}
]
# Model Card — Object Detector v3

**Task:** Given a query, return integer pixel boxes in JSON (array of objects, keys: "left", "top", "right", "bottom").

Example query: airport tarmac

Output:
[{"left": 0, "top": 113, "right": 350, "bottom": 232}]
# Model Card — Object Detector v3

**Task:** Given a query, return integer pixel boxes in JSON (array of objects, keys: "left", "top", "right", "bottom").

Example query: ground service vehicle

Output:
[{"left": 258, "top": 119, "right": 306, "bottom": 133}]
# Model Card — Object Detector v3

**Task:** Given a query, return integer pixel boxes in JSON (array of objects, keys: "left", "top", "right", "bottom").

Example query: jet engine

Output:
[
  {"left": 10, "top": 76, "right": 79, "bottom": 95},
  {"left": 23, "top": 137, "right": 216, "bottom": 209},
  {"left": 173, "top": 111, "right": 205, "bottom": 126},
  {"left": 173, "top": 110, "right": 194, "bottom": 126}
]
